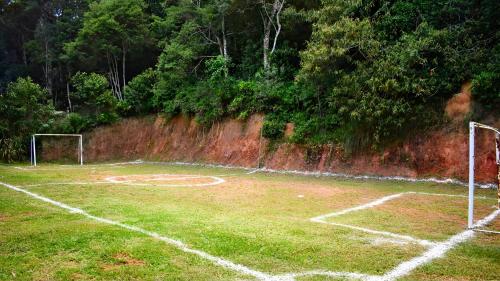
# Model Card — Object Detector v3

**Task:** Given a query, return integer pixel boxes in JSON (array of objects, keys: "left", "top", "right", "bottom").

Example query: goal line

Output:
[{"left": 31, "top": 134, "right": 83, "bottom": 166}]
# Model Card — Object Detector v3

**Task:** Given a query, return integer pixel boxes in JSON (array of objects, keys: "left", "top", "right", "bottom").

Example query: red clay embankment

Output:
[{"left": 41, "top": 114, "right": 499, "bottom": 183}]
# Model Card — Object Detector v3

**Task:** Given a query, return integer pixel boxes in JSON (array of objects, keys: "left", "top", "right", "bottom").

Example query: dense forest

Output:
[{"left": 0, "top": 0, "right": 499, "bottom": 161}]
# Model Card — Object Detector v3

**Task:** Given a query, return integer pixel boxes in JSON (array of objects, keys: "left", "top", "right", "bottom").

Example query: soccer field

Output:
[{"left": 0, "top": 163, "right": 499, "bottom": 281}]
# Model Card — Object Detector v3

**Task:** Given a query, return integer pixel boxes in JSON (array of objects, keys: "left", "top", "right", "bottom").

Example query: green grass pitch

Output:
[{"left": 0, "top": 163, "right": 498, "bottom": 281}]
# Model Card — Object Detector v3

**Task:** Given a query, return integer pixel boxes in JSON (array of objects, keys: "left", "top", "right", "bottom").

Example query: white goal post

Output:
[
  {"left": 30, "top": 134, "right": 83, "bottom": 166},
  {"left": 468, "top": 122, "right": 500, "bottom": 230}
]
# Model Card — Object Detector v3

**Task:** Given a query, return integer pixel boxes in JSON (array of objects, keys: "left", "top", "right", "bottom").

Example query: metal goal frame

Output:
[
  {"left": 468, "top": 122, "right": 500, "bottom": 230},
  {"left": 31, "top": 134, "right": 83, "bottom": 166}
]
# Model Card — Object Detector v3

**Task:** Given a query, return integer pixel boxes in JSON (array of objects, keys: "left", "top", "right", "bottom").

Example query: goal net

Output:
[
  {"left": 468, "top": 122, "right": 499, "bottom": 234},
  {"left": 31, "top": 134, "right": 83, "bottom": 166}
]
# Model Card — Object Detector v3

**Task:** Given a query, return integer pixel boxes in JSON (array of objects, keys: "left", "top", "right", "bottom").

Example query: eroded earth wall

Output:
[{"left": 41, "top": 114, "right": 499, "bottom": 183}]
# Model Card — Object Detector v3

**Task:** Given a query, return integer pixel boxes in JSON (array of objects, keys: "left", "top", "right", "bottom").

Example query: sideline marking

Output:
[{"left": 0, "top": 181, "right": 274, "bottom": 281}]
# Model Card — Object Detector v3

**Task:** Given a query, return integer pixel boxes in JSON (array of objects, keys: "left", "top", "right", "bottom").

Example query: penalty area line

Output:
[{"left": 379, "top": 209, "right": 500, "bottom": 281}]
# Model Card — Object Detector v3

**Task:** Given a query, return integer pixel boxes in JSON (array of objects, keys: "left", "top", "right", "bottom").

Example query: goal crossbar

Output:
[
  {"left": 468, "top": 122, "right": 500, "bottom": 229},
  {"left": 31, "top": 134, "right": 83, "bottom": 166}
]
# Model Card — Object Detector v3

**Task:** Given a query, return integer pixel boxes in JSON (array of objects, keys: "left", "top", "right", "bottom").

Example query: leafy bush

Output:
[
  {"left": 70, "top": 72, "right": 119, "bottom": 126},
  {"left": 71, "top": 72, "right": 110, "bottom": 108},
  {"left": 124, "top": 68, "right": 157, "bottom": 115},
  {"left": 54, "top": 113, "right": 91, "bottom": 134},
  {"left": 0, "top": 77, "right": 54, "bottom": 162},
  {"left": 228, "top": 80, "right": 259, "bottom": 120},
  {"left": 0, "top": 137, "right": 25, "bottom": 163},
  {"left": 262, "top": 115, "right": 286, "bottom": 140},
  {"left": 472, "top": 45, "right": 500, "bottom": 112}
]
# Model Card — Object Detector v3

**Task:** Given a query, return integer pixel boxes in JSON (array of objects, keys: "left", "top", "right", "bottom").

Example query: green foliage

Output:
[
  {"left": 472, "top": 45, "right": 500, "bottom": 112},
  {"left": 0, "top": 77, "right": 54, "bottom": 161},
  {"left": 53, "top": 113, "right": 90, "bottom": 134},
  {"left": 153, "top": 42, "right": 196, "bottom": 112},
  {"left": 70, "top": 72, "right": 119, "bottom": 127},
  {"left": 71, "top": 72, "right": 110, "bottom": 103},
  {"left": 124, "top": 68, "right": 157, "bottom": 115},
  {"left": 297, "top": 0, "right": 499, "bottom": 148},
  {"left": 228, "top": 80, "right": 260, "bottom": 120},
  {"left": 206, "top": 56, "right": 230, "bottom": 81},
  {"left": 1, "top": 0, "right": 499, "bottom": 157},
  {"left": 65, "top": 0, "right": 150, "bottom": 62},
  {"left": 262, "top": 115, "right": 286, "bottom": 140},
  {"left": 0, "top": 138, "right": 25, "bottom": 163}
]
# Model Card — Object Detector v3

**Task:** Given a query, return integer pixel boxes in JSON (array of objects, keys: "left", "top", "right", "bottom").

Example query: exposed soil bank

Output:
[{"left": 41, "top": 115, "right": 499, "bottom": 183}]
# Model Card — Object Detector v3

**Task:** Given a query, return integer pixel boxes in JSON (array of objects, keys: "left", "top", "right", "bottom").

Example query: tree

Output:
[
  {"left": 70, "top": 72, "right": 118, "bottom": 124},
  {"left": 260, "top": 0, "right": 286, "bottom": 70},
  {"left": 297, "top": 0, "right": 500, "bottom": 146},
  {"left": 65, "top": 0, "right": 150, "bottom": 100},
  {"left": 0, "top": 77, "right": 54, "bottom": 161},
  {"left": 124, "top": 68, "right": 157, "bottom": 115},
  {"left": 0, "top": 0, "right": 42, "bottom": 90}
]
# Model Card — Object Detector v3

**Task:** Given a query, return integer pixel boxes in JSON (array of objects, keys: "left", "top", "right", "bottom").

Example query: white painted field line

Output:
[
  {"left": 410, "top": 191, "right": 491, "bottom": 200},
  {"left": 312, "top": 191, "right": 494, "bottom": 224},
  {"left": 24, "top": 175, "right": 226, "bottom": 188},
  {"left": 25, "top": 182, "right": 110, "bottom": 187},
  {"left": 0, "top": 181, "right": 275, "bottom": 281},
  {"left": 379, "top": 209, "right": 500, "bottom": 281},
  {"left": 309, "top": 191, "right": 494, "bottom": 248},
  {"left": 310, "top": 193, "right": 406, "bottom": 222},
  {"left": 104, "top": 174, "right": 226, "bottom": 187},
  {"left": 309, "top": 191, "right": 500, "bottom": 280},
  {"left": 11, "top": 160, "right": 497, "bottom": 189},
  {"left": 13, "top": 165, "right": 124, "bottom": 171},
  {"left": 314, "top": 220, "right": 436, "bottom": 247},
  {"left": 13, "top": 166, "right": 89, "bottom": 171}
]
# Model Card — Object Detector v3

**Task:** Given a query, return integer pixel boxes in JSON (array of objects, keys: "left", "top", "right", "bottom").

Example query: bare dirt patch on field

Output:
[
  {"left": 70, "top": 273, "right": 88, "bottom": 280},
  {"left": 0, "top": 212, "right": 34, "bottom": 222},
  {"left": 101, "top": 253, "right": 145, "bottom": 271},
  {"left": 101, "top": 174, "right": 223, "bottom": 187}
]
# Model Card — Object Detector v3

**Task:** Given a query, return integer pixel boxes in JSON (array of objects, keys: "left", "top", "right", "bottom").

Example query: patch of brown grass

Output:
[{"left": 101, "top": 253, "right": 145, "bottom": 271}]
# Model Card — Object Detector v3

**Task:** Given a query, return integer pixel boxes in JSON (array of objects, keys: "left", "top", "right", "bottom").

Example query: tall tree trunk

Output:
[
  {"left": 222, "top": 15, "right": 228, "bottom": 61},
  {"left": 122, "top": 44, "right": 126, "bottom": 99},
  {"left": 106, "top": 52, "right": 123, "bottom": 100},
  {"left": 43, "top": 39, "right": 54, "bottom": 105},
  {"left": 66, "top": 80, "right": 72, "bottom": 112},
  {"left": 271, "top": 2, "right": 283, "bottom": 54},
  {"left": 261, "top": 0, "right": 285, "bottom": 71},
  {"left": 263, "top": 21, "right": 271, "bottom": 71}
]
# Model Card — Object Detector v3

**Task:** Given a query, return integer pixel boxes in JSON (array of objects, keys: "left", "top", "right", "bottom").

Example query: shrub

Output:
[
  {"left": 53, "top": 113, "right": 91, "bottom": 134},
  {"left": 472, "top": 46, "right": 500, "bottom": 112},
  {"left": 71, "top": 72, "right": 110, "bottom": 107},
  {"left": 262, "top": 115, "right": 286, "bottom": 140},
  {"left": 124, "top": 68, "right": 157, "bottom": 115},
  {"left": 0, "top": 77, "right": 54, "bottom": 162},
  {"left": 70, "top": 72, "right": 119, "bottom": 126}
]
